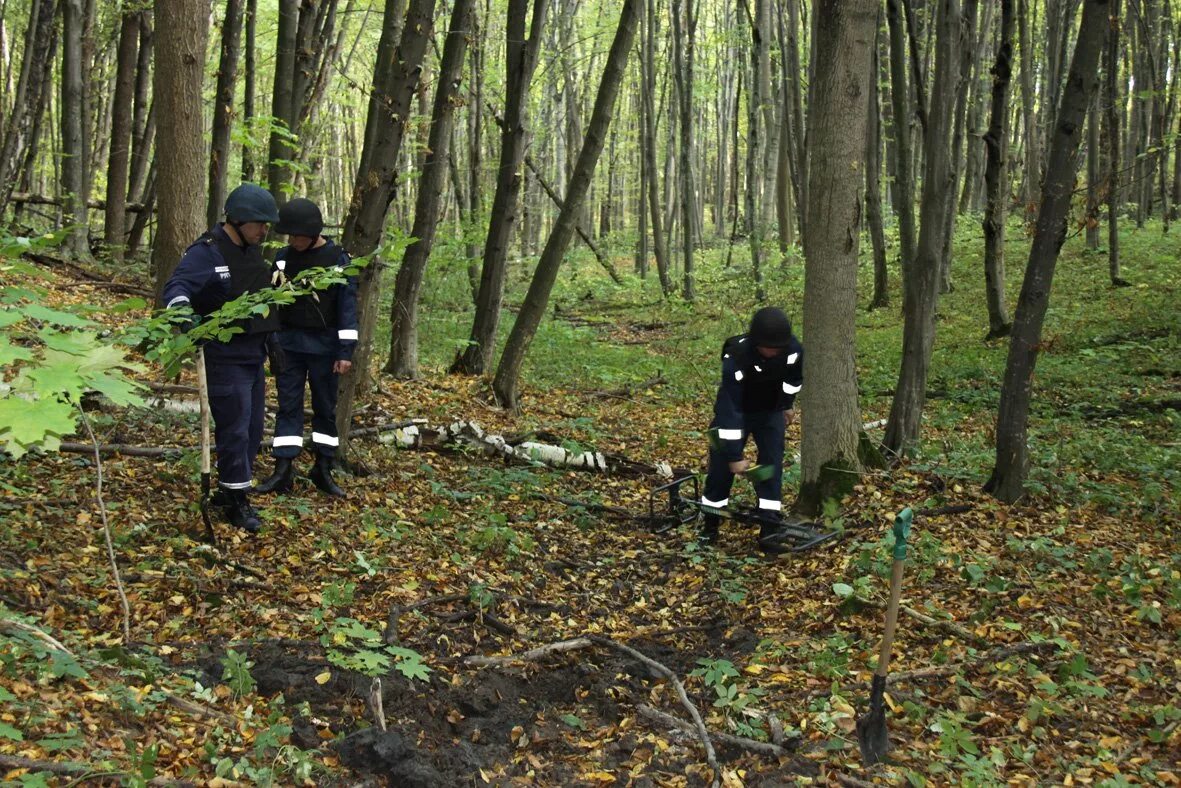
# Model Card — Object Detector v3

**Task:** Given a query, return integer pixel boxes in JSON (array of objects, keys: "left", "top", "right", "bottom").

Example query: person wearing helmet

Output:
[
  {"left": 699, "top": 306, "right": 804, "bottom": 554},
  {"left": 254, "top": 197, "right": 358, "bottom": 498},
  {"left": 162, "top": 183, "right": 282, "bottom": 534}
]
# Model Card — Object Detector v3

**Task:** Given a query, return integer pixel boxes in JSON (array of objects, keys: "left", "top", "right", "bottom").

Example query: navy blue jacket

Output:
[
  {"left": 272, "top": 239, "right": 359, "bottom": 360},
  {"left": 712, "top": 334, "right": 804, "bottom": 461},
  {"left": 162, "top": 225, "right": 273, "bottom": 364}
]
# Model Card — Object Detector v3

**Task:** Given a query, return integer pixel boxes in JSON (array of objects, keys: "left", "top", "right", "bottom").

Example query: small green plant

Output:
[{"left": 220, "top": 649, "right": 257, "bottom": 697}]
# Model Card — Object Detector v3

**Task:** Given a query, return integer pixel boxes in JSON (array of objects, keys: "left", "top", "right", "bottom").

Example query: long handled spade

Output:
[
  {"left": 196, "top": 347, "right": 217, "bottom": 545},
  {"left": 856, "top": 507, "right": 912, "bottom": 765}
]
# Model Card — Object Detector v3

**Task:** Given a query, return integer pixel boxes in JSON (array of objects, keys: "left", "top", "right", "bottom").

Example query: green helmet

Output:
[{"left": 224, "top": 184, "right": 280, "bottom": 223}]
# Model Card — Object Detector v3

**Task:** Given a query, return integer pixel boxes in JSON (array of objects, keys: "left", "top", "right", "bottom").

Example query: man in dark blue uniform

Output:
[
  {"left": 700, "top": 306, "right": 804, "bottom": 554},
  {"left": 163, "top": 184, "right": 281, "bottom": 533},
  {"left": 255, "top": 198, "right": 358, "bottom": 498}
]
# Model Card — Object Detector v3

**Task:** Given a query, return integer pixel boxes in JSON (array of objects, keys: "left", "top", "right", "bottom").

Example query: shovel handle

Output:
[
  {"left": 875, "top": 558, "right": 905, "bottom": 678},
  {"left": 197, "top": 347, "right": 211, "bottom": 476}
]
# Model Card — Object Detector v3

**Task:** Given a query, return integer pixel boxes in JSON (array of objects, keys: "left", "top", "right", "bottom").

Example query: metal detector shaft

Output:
[{"left": 196, "top": 347, "right": 216, "bottom": 544}]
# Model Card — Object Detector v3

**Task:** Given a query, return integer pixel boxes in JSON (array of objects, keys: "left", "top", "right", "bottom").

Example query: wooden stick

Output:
[
  {"left": 0, "top": 617, "right": 73, "bottom": 654},
  {"left": 464, "top": 637, "right": 594, "bottom": 666},
  {"left": 635, "top": 704, "right": 790, "bottom": 758}
]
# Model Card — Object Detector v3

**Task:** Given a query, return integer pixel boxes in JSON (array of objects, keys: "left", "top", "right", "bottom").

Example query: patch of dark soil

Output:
[{"left": 334, "top": 728, "right": 443, "bottom": 787}]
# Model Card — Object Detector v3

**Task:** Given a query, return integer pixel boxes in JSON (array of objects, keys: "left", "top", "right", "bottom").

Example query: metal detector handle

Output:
[
  {"left": 197, "top": 347, "right": 211, "bottom": 479},
  {"left": 875, "top": 508, "right": 912, "bottom": 678}
]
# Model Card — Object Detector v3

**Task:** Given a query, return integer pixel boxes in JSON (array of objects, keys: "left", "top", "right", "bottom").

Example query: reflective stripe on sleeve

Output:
[
  {"left": 338, "top": 329, "right": 359, "bottom": 341},
  {"left": 166, "top": 296, "right": 190, "bottom": 308},
  {"left": 734, "top": 370, "right": 744, "bottom": 381},
  {"left": 783, "top": 382, "right": 802, "bottom": 394},
  {"left": 786, "top": 352, "right": 799, "bottom": 364}
]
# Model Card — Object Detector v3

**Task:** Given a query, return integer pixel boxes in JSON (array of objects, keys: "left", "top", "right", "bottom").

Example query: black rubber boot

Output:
[
  {"left": 698, "top": 515, "right": 721, "bottom": 547},
  {"left": 255, "top": 456, "right": 295, "bottom": 494},
  {"left": 309, "top": 455, "right": 346, "bottom": 498},
  {"left": 225, "top": 490, "right": 261, "bottom": 534},
  {"left": 757, "top": 521, "right": 791, "bottom": 555}
]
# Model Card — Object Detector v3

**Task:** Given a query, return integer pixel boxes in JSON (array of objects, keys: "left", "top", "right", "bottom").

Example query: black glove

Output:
[{"left": 266, "top": 336, "right": 287, "bottom": 376}]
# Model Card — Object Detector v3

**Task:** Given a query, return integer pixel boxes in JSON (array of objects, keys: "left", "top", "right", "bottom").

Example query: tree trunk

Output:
[
  {"left": 797, "top": 0, "right": 877, "bottom": 514},
  {"left": 268, "top": 0, "right": 298, "bottom": 201},
  {"left": 982, "top": 0, "right": 1014, "bottom": 339},
  {"left": 938, "top": 0, "right": 977, "bottom": 294},
  {"left": 643, "top": 0, "right": 672, "bottom": 294},
  {"left": 450, "top": 0, "right": 547, "bottom": 374},
  {"left": 150, "top": 0, "right": 210, "bottom": 305},
  {"left": 1017, "top": 0, "right": 1041, "bottom": 207},
  {"left": 868, "top": 25, "right": 889, "bottom": 311},
  {"left": 61, "top": 0, "right": 91, "bottom": 259},
  {"left": 491, "top": 0, "right": 640, "bottom": 409},
  {"left": 0, "top": 0, "right": 56, "bottom": 215},
  {"left": 886, "top": 0, "right": 917, "bottom": 271},
  {"left": 1105, "top": 0, "right": 1123, "bottom": 284},
  {"left": 242, "top": 0, "right": 257, "bottom": 180},
  {"left": 102, "top": 8, "right": 137, "bottom": 261},
  {"left": 882, "top": 0, "right": 961, "bottom": 457},
  {"left": 742, "top": 0, "right": 765, "bottom": 300},
  {"left": 785, "top": 0, "right": 807, "bottom": 234},
  {"left": 127, "top": 11, "right": 153, "bottom": 205},
  {"left": 1085, "top": 87, "right": 1101, "bottom": 248},
  {"left": 334, "top": 0, "right": 439, "bottom": 459},
  {"left": 208, "top": 0, "right": 244, "bottom": 228},
  {"left": 986, "top": 0, "right": 1108, "bottom": 503},
  {"left": 671, "top": 0, "right": 696, "bottom": 300},
  {"left": 385, "top": 0, "right": 474, "bottom": 379}
]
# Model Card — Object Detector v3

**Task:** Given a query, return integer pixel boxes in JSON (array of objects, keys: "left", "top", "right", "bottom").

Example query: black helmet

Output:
[
  {"left": 274, "top": 197, "right": 324, "bottom": 237},
  {"left": 224, "top": 184, "right": 280, "bottom": 223},
  {"left": 749, "top": 307, "right": 793, "bottom": 348}
]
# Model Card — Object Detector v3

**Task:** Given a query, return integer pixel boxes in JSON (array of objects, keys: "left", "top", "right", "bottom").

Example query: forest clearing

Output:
[{"left": 1, "top": 0, "right": 1180, "bottom": 784}]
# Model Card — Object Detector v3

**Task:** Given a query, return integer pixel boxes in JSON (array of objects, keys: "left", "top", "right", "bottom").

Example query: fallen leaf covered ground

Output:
[{"left": 1, "top": 228, "right": 1179, "bottom": 786}]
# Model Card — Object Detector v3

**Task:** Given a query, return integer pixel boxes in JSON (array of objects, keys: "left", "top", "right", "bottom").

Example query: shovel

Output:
[
  {"left": 856, "top": 507, "right": 912, "bottom": 765},
  {"left": 196, "top": 347, "right": 217, "bottom": 545}
]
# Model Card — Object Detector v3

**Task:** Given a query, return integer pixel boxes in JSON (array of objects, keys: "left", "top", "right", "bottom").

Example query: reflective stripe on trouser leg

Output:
[
  {"left": 272, "top": 352, "right": 309, "bottom": 459},
  {"left": 206, "top": 360, "right": 267, "bottom": 488},
  {"left": 307, "top": 353, "right": 341, "bottom": 457},
  {"left": 750, "top": 411, "right": 786, "bottom": 515}
]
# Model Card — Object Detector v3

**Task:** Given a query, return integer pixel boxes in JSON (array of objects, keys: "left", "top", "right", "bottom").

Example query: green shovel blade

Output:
[{"left": 743, "top": 464, "right": 776, "bottom": 483}]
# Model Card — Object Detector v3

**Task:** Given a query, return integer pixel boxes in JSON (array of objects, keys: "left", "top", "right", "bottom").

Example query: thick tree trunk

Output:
[
  {"left": 127, "top": 12, "right": 153, "bottom": 205},
  {"left": 986, "top": 0, "right": 1108, "bottom": 503},
  {"left": 797, "top": 0, "right": 877, "bottom": 514},
  {"left": 208, "top": 0, "right": 244, "bottom": 228},
  {"left": 61, "top": 0, "right": 91, "bottom": 259},
  {"left": 742, "top": 0, "right": 765, "bottom": 300},
  {"left": 886, "top": 0, "right": 917, "bottom": 271},
  {"left": 491, "top": 0, "right": 640, "bottom": 409},
  {"left": 0, "top": 0, "right": 56, "bottom": 215},
  {"left": 385, "top": 0, "right": 474, "bottom": 378},
  {"left": 334, "top": 0, "right": 438, "bottom": 459},
  {"left": 450, "top": 0, "right": 547, "bottom": 374},
  {"left": 982, "top": 0, "right": 1014, "bottom": 339},
  {"left": 268, "top": 0, "right": 298, "bottom": 201},
  {"left": 883, "top": 0, "right": 961, "bottom": 457},
  {"left": 150, "top": 0, "right": 210, "bottom": 305},
  {"left": 785, "top": 0, "right": 807, "bottom": 233},
  {"left": 868, "top": 27, "right": 889, "bottom": 311},
  {"left": 103, "top": 8, "right": 137, "bottom": 261}
]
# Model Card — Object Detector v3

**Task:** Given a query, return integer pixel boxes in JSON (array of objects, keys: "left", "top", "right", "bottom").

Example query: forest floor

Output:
[{"left": 1, "top": 221, "right": 1179, "bottom": 786}]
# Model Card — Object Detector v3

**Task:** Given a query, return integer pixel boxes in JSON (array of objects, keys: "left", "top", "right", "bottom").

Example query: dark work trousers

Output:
[
  {"left": 702, "top": 411, "right": 786, "bottom": 515},
  {"left": 271, "top": 350, "right": 340, "bottom": 459},
  {"left": 205, "top": 358, "right": 266, "bottom": 490}
]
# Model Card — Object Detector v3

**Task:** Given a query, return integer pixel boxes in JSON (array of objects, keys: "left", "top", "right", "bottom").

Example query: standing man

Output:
[
  {"left": 700, "top": 306, "right": 804, "bottom": 554},
  {"left": 163, "top": 184, "right": 281, "bottom": 533},
  {"left": 255, "top": 198, "right": 358, "bottom": 498}
]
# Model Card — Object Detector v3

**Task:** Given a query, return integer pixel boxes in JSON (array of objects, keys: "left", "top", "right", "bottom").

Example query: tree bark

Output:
[
  {"left": 1085, "top": 84, "right": 1101, "bottom": 248},
  {"left": 385, "top": 0, "right": 474, "bottom": 378},
  {"left": 150, "top": 0, "right": 210, "bottom": 305},
  {"left": 102, "top": 7, "right": 137, "bottom": 261},
  {"left": 797, "top": 0, "right": 877, "bottom": 514},
  {"left": 986, "top": 0, "right": 1108, "bottom": 503},
  {"left": 491, "top": 0, "right": 640, "bottom": 409},
  {"left": 269, "top": 0, "right": 298, "bottom": 201},
  {"left": 671, "top": 0, "right": 696, "bottom": 300},
  {"left": 0, "top": 0, "right": 56, "bottom": 215},
  {"left": 450, "top": 0, "right": 547, "bottom": 374},
  {"left": 882, "top": 0, "right": 961, "bottom": 457},
  {"left": 334, "top": 0, "right": 438, "bottom": 459},
  {"left": 127, "top": 12, "right": 153, "bottom": 206},
  {"left": 938, "top": 0, "right": 977, "bottom": 294},
  {"left": 886, "top": 0, "right": 917, "bottom": 272},
  {"left": 1105, "top": 0, "right": 1123, "bottom": 283},
  {"left": 242, "top": 0, "right": 257, "bottom": 180},
  {"left": 643, "top": 0, "right": 672, "bottom": 294},
  {"left": 742, "top": 0, "right": 765, "bottom": 300},
  {"left": 868, "top": 24, "right": 889, "bottom": 311},
  {"left": 982, "top": 0, "right": 1014, "bottom": 339},
  {"left": 208, "top": 0, "right": 244, "bottom": 227},
  {"left": 1017, "top": 0, "right": 1041, "bottom": 207},
  {"left": 61, "top": 0, "right": 91, "bottom": 259}
]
